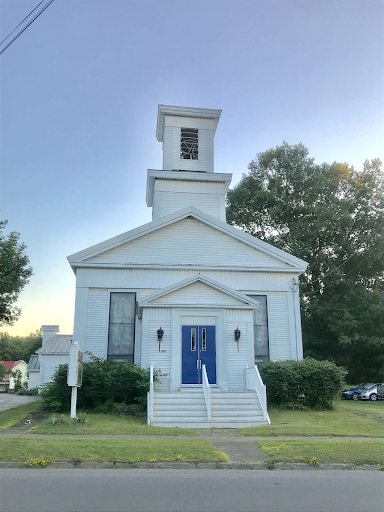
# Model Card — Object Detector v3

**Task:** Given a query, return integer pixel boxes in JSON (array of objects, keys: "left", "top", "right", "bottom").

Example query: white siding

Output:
[
  {"left": 268, "top": 292, "right": 291, "bottom": 361},
  {"left": 146, "top": 309, "right": 171, "bottom": 391},
  {"left": 151, "top": 281, "right": 244, "bottom": 306},
  {"left": 85, "top": 218, "right": 289, "bottom": 268},
  {"left": 39, "top": 355, "right": 69, "bottom": 386},
  {"left": 85, "top": 288, "right": 109, "bottom": 359},
  {"left": 226, "top": 317, "right": 248, "bottom": 391},
  {"left": 157, "top": 191, "right": 221, "bottom": 219},
  {"left": 163, "top": 124, "right": 214, "bottom": 173},
  {"left": 28, "top": 372, "right": 40, "bottom": 390},
  {"left": 76, "top": 267, "right": 298, "bottom": 292}
]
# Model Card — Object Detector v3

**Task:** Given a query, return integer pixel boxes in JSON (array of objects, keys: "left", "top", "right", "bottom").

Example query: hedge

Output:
[
  {"left": 259, "top": 358, "right": 346, "bottom": 410},
  {"left": 41, "top": 357, "right": 154, "bottom": 412}
]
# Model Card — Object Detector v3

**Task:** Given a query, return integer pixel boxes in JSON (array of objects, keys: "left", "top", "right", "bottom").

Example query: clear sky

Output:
[{"left": 1, "top": 0, "right": 383, "bottom": 337}]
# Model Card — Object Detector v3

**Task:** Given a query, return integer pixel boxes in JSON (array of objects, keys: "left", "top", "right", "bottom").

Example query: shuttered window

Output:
[
  {"left": 248, "top": 295, "right": 269, "bottom": 363},
  {"left": 180, "top": 128, "right": 198, "bottom": 160},
  {"left": 107, "top": 292, "right": 136, "bottom": 363}
]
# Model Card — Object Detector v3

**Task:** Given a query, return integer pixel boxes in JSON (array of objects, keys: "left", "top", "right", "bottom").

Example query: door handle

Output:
[{"left": 197, "top": 360, "right": 201, "bottom": 369}]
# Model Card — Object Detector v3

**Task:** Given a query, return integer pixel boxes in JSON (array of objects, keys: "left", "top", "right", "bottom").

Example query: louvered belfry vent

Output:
[{"left": 180, "top": 128, "right": 198, "bottom": 160}]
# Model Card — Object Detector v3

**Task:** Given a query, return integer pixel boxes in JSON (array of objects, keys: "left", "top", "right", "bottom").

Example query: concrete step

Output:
[
  {"left": 151, "top": 420, "right": 268, "bottom": 428},
  {"left": 211, "top": 404, "right": 260, "bottom": 411}
]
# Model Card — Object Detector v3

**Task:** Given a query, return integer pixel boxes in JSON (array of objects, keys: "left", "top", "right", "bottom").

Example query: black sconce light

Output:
[
  {"left": 157, "top": 327, "right": 164, "bottom": 352},
  {"left": 234, "top": 326, "right": 241, "bottom": 351}
]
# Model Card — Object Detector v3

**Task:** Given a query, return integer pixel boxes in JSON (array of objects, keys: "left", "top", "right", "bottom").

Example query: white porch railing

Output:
[
  {"left": 202, "top": 364, "right": 211, "bottom": 422},
  {"left": 245, "top": 365, "right": 271, "bottom": 424},
  {"left": 147, "top": 362, "right": 154, "bottom": 425}
]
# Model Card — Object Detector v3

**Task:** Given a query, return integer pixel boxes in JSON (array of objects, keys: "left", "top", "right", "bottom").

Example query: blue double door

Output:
[{"left": 182, "top": 325, "right": 216, "bottom": 385}]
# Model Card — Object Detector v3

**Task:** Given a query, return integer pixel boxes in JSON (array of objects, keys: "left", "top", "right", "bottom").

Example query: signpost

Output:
[{"left": 67, "top": 341, "right": 83, "bottom": 418}]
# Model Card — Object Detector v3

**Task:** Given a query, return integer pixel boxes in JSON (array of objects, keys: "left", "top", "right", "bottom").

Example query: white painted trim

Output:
[
  {"left": 157, "top": 105, "right": 221, "bottom": 142},
  {"left": 146, "top": 171, "right": 232, "bottom": 207},
  {"left": 67, "top": 206, "right": 308, "bottom": 270},
  {"left": 71, "top": 262, "right": 304, "bottom": 274},
  {"left": 139, "top": 274, "right": 261, "bottom": 308},
  {"left": 170, "top": 308, "right": 228, "bottom": 391},
  {"left": 287, "top": 290, "right": 297, "bottom": 360},
  {"left": 141, "top": 309, "right": 149, "bottom": 369}
]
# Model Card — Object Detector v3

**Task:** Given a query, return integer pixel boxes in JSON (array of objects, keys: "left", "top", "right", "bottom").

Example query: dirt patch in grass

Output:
[{"left": 0, "top": 402, "right": 43, "bottom": 431}]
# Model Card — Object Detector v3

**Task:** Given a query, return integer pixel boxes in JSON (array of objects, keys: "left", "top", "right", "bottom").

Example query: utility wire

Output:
[
  {"left": 0, "top": 0, "right": 55, "bottom": 56},
  {"left": 0, "top": 0, "right": 46, "bottom": 46}
]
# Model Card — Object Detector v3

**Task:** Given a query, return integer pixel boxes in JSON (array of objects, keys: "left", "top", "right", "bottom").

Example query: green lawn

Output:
[
  {"left": 257, "top": 439, "right": 384, "bottom": 465},
  {"left": 240, "top": 399, "right": 384, "bottom": 437},
  {"left": 0, "top": 401, "right": 42, "bottom": 430},
  {"left": 0, "top": 438, "right": 228, "bottom": 463},
  {"left": 30, "top": 413, "right": 198, "bottom": 436}
]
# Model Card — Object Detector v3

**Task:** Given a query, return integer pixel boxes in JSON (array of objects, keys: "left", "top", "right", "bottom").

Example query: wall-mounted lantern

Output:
[
  {"left": 157, "top": 327, "right": 164, "bottom": 352},
  {"left": 234, "top": 327, "right": 241, "bottom": 351}
]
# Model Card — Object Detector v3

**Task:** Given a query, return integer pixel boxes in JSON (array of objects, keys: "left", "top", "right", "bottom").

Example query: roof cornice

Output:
[{"left": 156, "top": 104, "right": 221, "bottom": 142}]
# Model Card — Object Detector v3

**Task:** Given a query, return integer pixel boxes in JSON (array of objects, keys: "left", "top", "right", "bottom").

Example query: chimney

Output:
[{"left": 40, "top": 325, "right": 60, "bottom": 346}]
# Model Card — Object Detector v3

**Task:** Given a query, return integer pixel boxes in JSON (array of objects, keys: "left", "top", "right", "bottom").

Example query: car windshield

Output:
[{"left": 361, "top": 383, "right": 375, "bottom": 389}]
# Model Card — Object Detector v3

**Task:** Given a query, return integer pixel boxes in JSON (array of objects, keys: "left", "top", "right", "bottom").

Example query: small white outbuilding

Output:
[{"left": 67, "top": 105, "right": 308, "bottom": 427}]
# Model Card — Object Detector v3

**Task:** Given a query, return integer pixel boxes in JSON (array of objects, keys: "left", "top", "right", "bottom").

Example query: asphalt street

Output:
[
  {"left": 0, "top": 469, "right": 383, "bottom": 512},
  {"left": 0, "top": 395, "right": 41, "bottom": 412}
]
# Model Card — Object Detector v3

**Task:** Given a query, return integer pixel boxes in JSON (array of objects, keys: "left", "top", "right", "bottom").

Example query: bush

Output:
[
  {"left": 42, "top": 357, "right": 154, "bottom": 413},
  {"left": 16, "top": 386, "right": 38, "bottom": 396},
  {"left": 259, "top": 358, "right": 346, "bottom": 410}
]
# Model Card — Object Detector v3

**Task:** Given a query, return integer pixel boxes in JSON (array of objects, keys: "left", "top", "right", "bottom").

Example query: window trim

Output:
[
  {"left": 246, "top": 293, "right": 270, "bottom": 363},
  {"left": 107, "top": 290, "right": 137, "bottom": 364},
  {"left": 180, "top": 127, "right": 199, "bottom": 160}
]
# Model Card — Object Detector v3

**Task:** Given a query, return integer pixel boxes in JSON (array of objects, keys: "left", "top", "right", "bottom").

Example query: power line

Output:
[
  {"left": 0, "top": 0, "right": 46, "bottom": 46},
  {"left": 0, "top": 0, "right": 55, "bottom": 56}
]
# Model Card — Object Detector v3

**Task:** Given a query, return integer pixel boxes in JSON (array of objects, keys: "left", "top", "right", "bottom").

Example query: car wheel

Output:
[
  {"left": 369, "top": 394, "right": 378, "bottom": 401},
  {"left": 352, "top": 392, "right": 359, "bottom": 400}
]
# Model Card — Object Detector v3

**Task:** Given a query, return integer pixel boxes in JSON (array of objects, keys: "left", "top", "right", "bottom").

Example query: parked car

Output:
[
  {"left": 358, "top": 383, "right": 384, "bottom": 401},
  {"left": 341, "top": 383, "right": 377, "bottom": 400}
]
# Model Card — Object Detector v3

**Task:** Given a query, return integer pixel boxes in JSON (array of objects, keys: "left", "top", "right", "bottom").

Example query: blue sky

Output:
[{"left": 1, "top": 0, "right": 383, "bottom": 336}]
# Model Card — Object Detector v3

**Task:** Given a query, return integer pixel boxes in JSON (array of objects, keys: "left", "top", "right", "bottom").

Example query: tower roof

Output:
[{"left": 156, "top": 104, "right": 222, "bottom": 142}]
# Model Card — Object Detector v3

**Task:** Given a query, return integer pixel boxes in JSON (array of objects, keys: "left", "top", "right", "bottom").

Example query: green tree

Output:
[
  {"left": 226, "top": 142, "right": 384, "bottom": 382},
  {"left": 0, "top": 221, "right": 33, "bottom": 326},
  {"left": 0, "top": 330, "right": 42, "bottom": 362},
  {"left": 12, "top": 369, "right": 23, "bottom": 392},
  {"left": 0, "top": 362, "right": 6, "bottom": 381}
]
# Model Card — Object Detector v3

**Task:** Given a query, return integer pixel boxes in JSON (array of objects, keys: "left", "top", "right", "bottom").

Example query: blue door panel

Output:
[{"left": 182, "top": 325, "right": 216, "bottom": 385}]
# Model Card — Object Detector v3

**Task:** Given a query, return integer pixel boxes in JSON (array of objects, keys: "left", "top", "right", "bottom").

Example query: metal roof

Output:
[
  {"left": 37, "top": 335, "right": 72, "bottom": 355},
  {"left": 26, "top": 355, "right": 40, "bottom": 371}
]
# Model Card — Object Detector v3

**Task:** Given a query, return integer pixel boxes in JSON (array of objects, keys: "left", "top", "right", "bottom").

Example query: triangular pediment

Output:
[
  {"left": 68, "top": 207, "right": 307, "bottom": 272},
  {"left": 139, "top": 275, "right": 260, "bottom": 309}
]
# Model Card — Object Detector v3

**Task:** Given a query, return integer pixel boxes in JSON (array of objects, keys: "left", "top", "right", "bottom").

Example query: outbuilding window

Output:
[
  {"left": 107, "top": 292, "right": 136, "bottom": 363},
  {"left": 180, "top": 128, "right": 198, "bottom": 160},
  {"left": 248, "top": 295, "right": 269, "bottom": 363}
]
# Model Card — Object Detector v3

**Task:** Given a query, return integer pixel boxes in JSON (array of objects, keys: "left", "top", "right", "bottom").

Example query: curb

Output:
[{"left": 0, "top": 461, "right": 382, "bottom": 471}]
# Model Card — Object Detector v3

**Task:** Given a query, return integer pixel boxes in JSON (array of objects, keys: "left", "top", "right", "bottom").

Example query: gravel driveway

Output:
[{"left": 0, "top": 394, "right": 41, "bottom": 412}]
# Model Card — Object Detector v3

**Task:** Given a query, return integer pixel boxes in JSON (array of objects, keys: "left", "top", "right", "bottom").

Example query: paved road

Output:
[
  {"left": 0, "top": 469, "right": 383, "bottom": 512},
  {"left": 0, "top": 395, "right": 41, "bottom": 412}
]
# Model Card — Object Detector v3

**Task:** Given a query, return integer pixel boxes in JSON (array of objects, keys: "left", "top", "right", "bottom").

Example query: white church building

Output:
[{"left": 47, "top": 105, "right": 307, "bottom": 427}]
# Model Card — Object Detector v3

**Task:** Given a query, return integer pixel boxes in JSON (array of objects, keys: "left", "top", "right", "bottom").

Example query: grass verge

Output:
[
  {"left": 257, "top": 439, "right": 384, "bottom": 465},
  {"left": 0, "top": 401, "right": 42, "bottom": 430},
  {"left": 0, "top": 438, "right": 228, "bottom": 463},
  {"left": 29, "top": 413, "right": 198, "bottom": 436},
  {"left": 240, "top": 399, "right": 384, "bottom": 437}
]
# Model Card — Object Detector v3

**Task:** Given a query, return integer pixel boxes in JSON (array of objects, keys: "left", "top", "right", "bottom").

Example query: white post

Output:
[{"left": 70, "top": 386, "right": 78, "bottom": 418}]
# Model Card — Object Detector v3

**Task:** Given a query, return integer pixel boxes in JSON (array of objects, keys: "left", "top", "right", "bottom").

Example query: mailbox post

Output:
[{"left": 67, "top": 341, "right": 83, "bottom": 418}]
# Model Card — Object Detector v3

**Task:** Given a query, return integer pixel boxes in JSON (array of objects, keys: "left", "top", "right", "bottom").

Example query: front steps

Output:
[{"left": 150, "top": 387, "right": 269, "bottom": 428}]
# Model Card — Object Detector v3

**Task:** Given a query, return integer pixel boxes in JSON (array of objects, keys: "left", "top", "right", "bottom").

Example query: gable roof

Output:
[
  {"left": 0, "top": 360, "right": 25, "bottom": 370},
  {"left": 37, "top": 335, "right": 72, "bottom": 355},
  {"left": 68, "top": 207, "right": 307, "bottom": 273},
  {"left": 139, "top": 275, "right": 260, "bottom": 310}
]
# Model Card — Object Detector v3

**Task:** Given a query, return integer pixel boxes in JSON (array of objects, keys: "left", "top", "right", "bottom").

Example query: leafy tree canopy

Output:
[
  {"left": 0, "top": 220, "right": 33, "bottom": 326},
  {"left": 227, "top": 142, "right": 384, "bottom": 382},
  {"left": 0, "top": 330, "right": 42, "bottom": 363}
]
